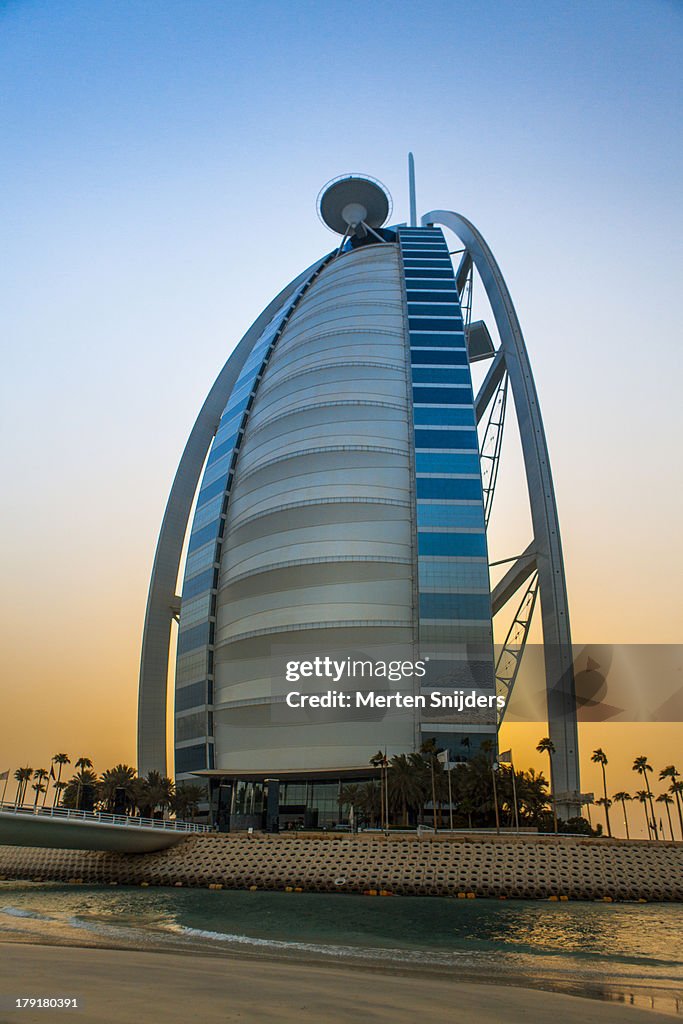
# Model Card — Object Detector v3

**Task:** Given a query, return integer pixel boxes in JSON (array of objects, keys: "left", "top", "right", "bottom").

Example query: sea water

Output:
[{"left": 1, "top": 883, "right": 681, "bottom": 1015}]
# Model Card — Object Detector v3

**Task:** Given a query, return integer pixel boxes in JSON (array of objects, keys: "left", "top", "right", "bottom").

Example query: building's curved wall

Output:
[
  {"left": 213, "top": 244, "right": 417, "bottom": 771},
  {"left": 173, "top": 261, "right": 332, "bottom": 777}
]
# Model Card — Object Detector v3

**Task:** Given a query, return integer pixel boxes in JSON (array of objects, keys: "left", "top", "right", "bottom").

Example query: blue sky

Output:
[{"left": 0, "top": 0, "right": 681, "bottom": 768}]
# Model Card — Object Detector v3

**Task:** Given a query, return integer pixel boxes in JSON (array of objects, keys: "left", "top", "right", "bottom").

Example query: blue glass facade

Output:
[{"left": 398, "top": 227, "right": 494, "bottom": 750}]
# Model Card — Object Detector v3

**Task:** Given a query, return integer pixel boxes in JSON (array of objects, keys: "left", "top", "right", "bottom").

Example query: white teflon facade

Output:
[{"left": 212, "top": 244, "right": 417, "bottom": 770}]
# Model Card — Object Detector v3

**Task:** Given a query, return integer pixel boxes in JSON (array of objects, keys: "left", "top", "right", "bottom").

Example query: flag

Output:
[
  {"left": 0, "top": 770, "right": 8, "bottom": 781},
  {"left": 498, "top": 750, "right": 512, "bottom": 763},
  {"left": 49, "top": 766, "right": 56, "bottom": 780},
  {"left": 437, "top": 750, "right": 450, "bottom": 767}
]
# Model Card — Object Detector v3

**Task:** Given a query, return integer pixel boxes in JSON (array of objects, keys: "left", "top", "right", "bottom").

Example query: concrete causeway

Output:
[{"left": 0, "top": 831, "right": 682, "bottom": 900}]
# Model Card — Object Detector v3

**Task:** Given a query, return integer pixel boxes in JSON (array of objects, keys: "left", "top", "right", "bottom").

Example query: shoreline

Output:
[
  {"left": 0, "top": 933, "right": 679, "bottom": 1023},
  {"left": 0, "top": 907, "right": 681, "bottom": 1020}
]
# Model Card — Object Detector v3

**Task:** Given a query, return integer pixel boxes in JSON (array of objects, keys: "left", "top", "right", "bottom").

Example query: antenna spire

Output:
[{"left": 408, "top": 152, "right": 417, "bottom": 227}]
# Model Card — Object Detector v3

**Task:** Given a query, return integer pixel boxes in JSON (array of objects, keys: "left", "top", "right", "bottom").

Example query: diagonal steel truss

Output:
[
  {"left": 495, "top": 571, "right": 539, "bottom": 725},
  {"left": 479, "top": 373, "right": 508, "bottom": 529}
]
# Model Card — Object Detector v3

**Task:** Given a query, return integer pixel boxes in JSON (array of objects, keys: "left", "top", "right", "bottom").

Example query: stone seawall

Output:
[{"left": 1, "top": 832, "right": 682, "bottom": 901}]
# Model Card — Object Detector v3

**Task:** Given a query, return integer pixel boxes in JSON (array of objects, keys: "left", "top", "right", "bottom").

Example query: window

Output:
[
  {"left": 409, "top": 318, "right": 464, "bottom": 333},
  {"left": 420, "top": 592, "right": 492, "bottom": 620},
  {"left": 412, "top": 367, "right": 471, "bottom": 385},
  {"left": 405, "top": 278, "right": 457, "bottom": 291},
  {"left": 197, "top": 476, "right": 227, "bottom": 507},
  {"left": 417, "top": 477, "right": 483, "bottom": 500},
  {"left": 175, "top": 712, "right": 207, "bottom": 742},
  {"left": 175, "top": 744, "right": 207, "bottom": 774},
  {"left": 415, "top": 452, "right": 480, "bottom": 475},
  {"left": 183, "top": 567, "right": 218, "bottom": 601},
  {"left": 206, "top": 433, "right": 237, "bottom": 468},
  {"left": 415, "top": 427, "right": 479, "bottom": 450},
  {"left": 408, "top": 305, "right": 460, "bottom": 318},
  {"left": 413, "top": 386, "right": 472, "bottom": 406},
  {"left": 176, "top": 681, "right": 207, "bottom": 712},
  {"left": 417, "top": 504, "right": 485, "bottom": 529},
  {"left": 402, "top": 260, "right": 452, "bottom": 270},
  {"left": 187, "top": 521, "right": 220, "bottom": 554},
  {"left": 404, "top": 268, "right": 455, "bottom": 279},
  {"left": 184, "top": 542, "right": 218, "bottom": 579},
  {"left": 411, "top": 349, "right": 468, "bottom": 366},
  {"left": 410, "top": 332, "right": 465, "bottom": 347},
  {"left": 418, "top": 532, "right": 488, "bottom": 557},
  {"left": 413, "top": 406, "right": 475, "bottom": 426},
  {"left": 177, "top": 621, "right": 212, "bottom": 656},
  {"left": 418, "top": 560, "right": 490, "bottom": 588},
  {"left": 406, "top": 290, "right": 457, "bottom": 303}
]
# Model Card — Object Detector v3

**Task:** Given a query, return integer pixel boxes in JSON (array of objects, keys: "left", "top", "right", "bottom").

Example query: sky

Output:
[{"left": 1, "top": 0, "right": 681, "bottom": 835}]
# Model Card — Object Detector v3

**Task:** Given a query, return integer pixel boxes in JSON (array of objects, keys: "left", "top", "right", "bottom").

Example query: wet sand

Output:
[{"left": 0, "top": 937, "right": 678, "bottom": 1024}]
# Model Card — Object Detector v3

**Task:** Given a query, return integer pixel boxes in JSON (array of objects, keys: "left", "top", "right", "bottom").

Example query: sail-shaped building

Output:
[{"left": 138, "top": 170, "right": 580, "bottom": 827}]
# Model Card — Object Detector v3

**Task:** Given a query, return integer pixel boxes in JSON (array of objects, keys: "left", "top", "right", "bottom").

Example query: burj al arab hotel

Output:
[{"left": 138, "top": 163, "right": 581, "bottom": 826}]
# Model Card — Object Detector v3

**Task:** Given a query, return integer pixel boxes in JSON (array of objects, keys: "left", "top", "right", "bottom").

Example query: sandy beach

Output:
[{"left": 0, "top": 938, "right": 677, "bottom": 1024}]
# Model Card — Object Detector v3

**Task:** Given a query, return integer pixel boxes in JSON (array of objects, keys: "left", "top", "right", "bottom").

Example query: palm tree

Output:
[
  {"left": 52, "top": 780, "right": 67, "bottom": 807},
  {"left": 659, "top": 766, "right": 682, "bottom": 839},
  {"left": 419, "top": 739, "right": 444, "bottom": 829},
  {"left": 61, "top": 769, "right": 99, "bottom": 810},
  {"left": 516, "top": 767, "right": 550, "bottom": 828},
  {"left": 591, "top": 748, "right": 612, "bottom": 837},
  {"left": 135, "top": 770, "right": 174, "bottom": 819},
  {"left": 13, "top": 767, "right": 33, "bottom": 807},
  {"left": 51, "top": 754, "right": 70, "bottom": 807},
  {"left": 369, "top": 750, "right": 390, "bottom": 829},
  {"left": 171, "top": 783, "right": 205, "bottom": 822},
  {"left": 636, "top": 789, "right": 653, "bottom": 839},
  {"left": 339, "top": 783, "right": 362, "bottom": 829},
  {"left": 99, "top": 764, "right": 137, "bottom": 813},
  {"left": 32, "top": 769, "right": 49, "bottom": 810},
  {"left": 596, "top": 796, "right": 612, "bottom": 834},
  {"left": 536, "top": 737, "right": 558, "bottom": 832},
  {"left": 357, "top": 781, "right": 381, "bottom": 827},
  {"left": 388, "top": 753, "right": 423, "bottom": 826},
  {"left": 632, "top": 756, "right": 658, "bottom": 840},
  {"left": 613, "top": 791, "right": 632, "bottom": 839},
  {"left": 656, "top": 794, "right": 675, "bottom": 841},
  {"left": 671, "top": 781, "right": 683, "bottom": 841},
  {"left": 75, "top": 757, "right": 93, "bottom": 771}
]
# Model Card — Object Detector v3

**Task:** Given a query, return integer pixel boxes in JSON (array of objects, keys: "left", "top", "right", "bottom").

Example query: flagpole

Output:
[
  {"left": 447, "top": 763, "right": 453, "bottom": 831},
  {"left": 510, "top": 753, "right": 520, "bottom": 833},
  {"left": 1, "top": 772, "right": 8, "bottom": 806},
  {"left": 491, "top": 763, "right": 500, "bottom": 834}
]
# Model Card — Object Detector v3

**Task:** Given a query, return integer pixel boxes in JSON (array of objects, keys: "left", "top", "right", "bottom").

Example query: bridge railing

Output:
[{"left": 0, "top": 801, "right": 210, "bottom": 833}]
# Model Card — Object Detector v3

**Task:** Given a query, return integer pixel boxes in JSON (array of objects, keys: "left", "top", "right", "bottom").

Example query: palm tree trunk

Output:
[
  {"left": 664, "top": 803, "right": 674, "bottom": 842},
  {"left": 673, "top": 789, "right": 683, "bottom": 840},
  {"left": 601, "top": 764, "right": 612, "bottom": 837},
  {"left": 644, "top": 779, "right": 658, "bottom": 840},
  {"left": 621, "top": 800, "right": 630, "bottom": 840},
  {"left": 53, "top": 765, "right": 63, "bottom": 807}
]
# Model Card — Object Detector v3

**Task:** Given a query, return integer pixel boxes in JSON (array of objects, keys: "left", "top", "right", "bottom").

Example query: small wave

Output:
[
  {"left": 0, "top": 905, "right": 52, "bottom": 921},
  {"left": 162, "top": 924, "right": 482, "bottom": 967}
]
